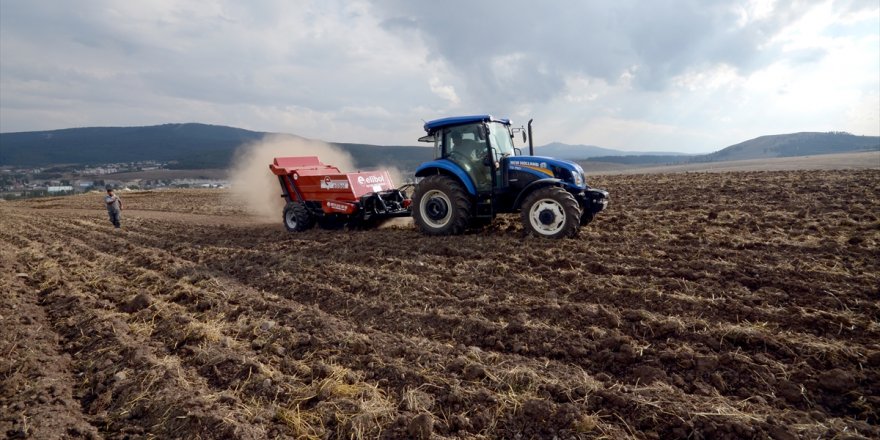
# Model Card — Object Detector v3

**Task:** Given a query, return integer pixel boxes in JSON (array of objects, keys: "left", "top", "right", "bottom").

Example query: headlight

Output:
[{"left": 571, "top": 170, "right": 584, "bottom": 187}]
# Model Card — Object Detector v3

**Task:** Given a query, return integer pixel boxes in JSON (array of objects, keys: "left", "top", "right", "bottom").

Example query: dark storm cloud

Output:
[{"left": 373, "top": 0, "right": 833, "bottom": 104}]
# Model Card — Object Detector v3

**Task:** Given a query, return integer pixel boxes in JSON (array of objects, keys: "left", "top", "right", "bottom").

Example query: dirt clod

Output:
[
  {"left": 632, "top": 365, "right": 667, "bottom": 384},
  {"left": 867, "top": 351, "right": 880, "bottom": 367},
  {"left": 817, "top": 369, "right": 857, "bottom": 392},
  {"left": 121, "top": 292, "right": 153, "bottom": 313},
  {"left": 408, "top": 413, "right": 433, "bottom": 439},
  {"left": 462, "top": 363, "right": 487, "bottom": 381}
]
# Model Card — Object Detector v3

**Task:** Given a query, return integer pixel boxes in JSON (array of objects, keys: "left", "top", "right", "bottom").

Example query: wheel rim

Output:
[
  {"left": 420, "top": 190, "right": 452, "bottom": 228},
  {"left": 284, "top": 209, "right": 298, "bottom": 229},
  {"left": 529, "top": 199, "right": 566, "bottom": 235}
]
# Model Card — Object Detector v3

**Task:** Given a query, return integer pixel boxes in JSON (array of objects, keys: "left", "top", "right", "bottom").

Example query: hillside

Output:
[
  {"left": 534, "top": 142, "right": 626, "bottom": 159},
  {"left": 2, "top": 124, "right": 877, "bottom": 170},
  {"left": 699, "top": 132, "right": 879, "bottom": 162},
  {"left": 535, "top": 142, "right": 692, "bottom": 160},
  {"left": 580, "top": 151, "right": 880, "bottom": 175},
  {"left": 0, "top": 123, "right": 266, "bottom": 167},
  {"left": 550, "top": 132, "right": 878, "bottom": 165},
  {"left": 0, "top": 123, "right": 431, "bottom": 170}
]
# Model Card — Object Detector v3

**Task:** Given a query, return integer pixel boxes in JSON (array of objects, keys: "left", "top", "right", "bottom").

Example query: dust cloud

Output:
[
  {"left": 377, "top": 216, "right": 414, "bottom": 229},
  {"left": 227, "top": 135, "right": 356, "bottom": 220},
  {"left": 375, "top": 165, "right": 415, "bottom": 229},
  {"left": 377, "top": 165, "right": 415, "bottom": 187}
]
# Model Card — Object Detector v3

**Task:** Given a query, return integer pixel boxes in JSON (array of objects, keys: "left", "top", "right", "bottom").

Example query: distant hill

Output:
[
  {"left": 535, "top": 143, "right": 625, "bottom": 159},
  {"left": 0, "top": 123, "right": 266, "bottom": 167},
  {"left": 1, "top": 124, "right": 876, "bottom": 170},
  {"left": 697, "top": 132, "right": 879, "bottom": 162},
  {"left": 571, "top": 132, "right": 878, "bottom": 166},
  {"left": 333, "top": 142, "right": 432, "bottom": 172},
  {"left": 586, "top": 155, "right": 692, "bottom": 165},
  {"left": 0, "top": 123, "right": 431, "bottom": 170},
  {"left": 535, "top": 142, "right": 688, "bottom": 160}
]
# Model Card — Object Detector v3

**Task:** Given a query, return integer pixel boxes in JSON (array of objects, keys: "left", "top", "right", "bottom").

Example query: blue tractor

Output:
[{"left": 412, "top": 115, "right": 608, "bottom": 239}]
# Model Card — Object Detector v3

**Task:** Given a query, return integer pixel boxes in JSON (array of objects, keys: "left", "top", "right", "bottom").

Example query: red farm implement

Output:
[{"left": 270, "top": 156, "right": 412, "bottom": 231}]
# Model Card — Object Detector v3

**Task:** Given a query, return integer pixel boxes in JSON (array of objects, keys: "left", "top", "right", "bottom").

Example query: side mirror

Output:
[{"left": 521, "top": 130, "right": 527, "bottom": 143}]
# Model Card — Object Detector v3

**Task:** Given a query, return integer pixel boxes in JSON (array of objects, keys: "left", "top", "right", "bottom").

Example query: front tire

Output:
[
  {"left": 520, "top": 186, "right": 581, "bottom": 239},
  {"left": 412, "top": 175, "right": 471, "bottom": 236},
  {"left": 283, "top": 202, "right": 315, "bottom": 232}
]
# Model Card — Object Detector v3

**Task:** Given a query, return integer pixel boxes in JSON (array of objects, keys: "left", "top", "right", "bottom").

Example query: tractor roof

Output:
[{"left": 423, "top": 114, "right": 510, "bottom": 133}]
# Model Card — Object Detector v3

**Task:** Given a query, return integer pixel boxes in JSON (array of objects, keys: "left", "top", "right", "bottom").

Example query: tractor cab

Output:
[
  {"left": 419, "top": 116, "right": 516, "bottom": 193},
  {"left": 413, "top": 114, "right": 608, "bottom": 238}
]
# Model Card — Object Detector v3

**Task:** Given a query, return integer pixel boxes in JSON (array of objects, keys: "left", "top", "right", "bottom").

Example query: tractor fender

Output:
[
  {"left": 513, "top": 178, "right": 564, "bottom": 210},
  {"left": 415, "top": 160, "right": 477, "bottom": 196}
]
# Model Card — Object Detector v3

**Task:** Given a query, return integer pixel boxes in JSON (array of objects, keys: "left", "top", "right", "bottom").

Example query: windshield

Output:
[{"left": 488, "top": 122, "right": 515, "bottom": 157}]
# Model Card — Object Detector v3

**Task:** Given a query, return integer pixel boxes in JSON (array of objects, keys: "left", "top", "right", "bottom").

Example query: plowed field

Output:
[{"left": 2, "top": 169, "right": 878, "bottom": 439}]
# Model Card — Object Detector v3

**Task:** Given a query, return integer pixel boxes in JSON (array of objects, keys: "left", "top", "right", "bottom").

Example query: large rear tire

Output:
[
  {"left": 283, "top": 202, "right": 315, "bottom": 232},
  {"left": 520, "top": 186, "right": 581, "bottom": 239},
  {"left": 412, "top": 175, "right": 471, "bottom": 236}
]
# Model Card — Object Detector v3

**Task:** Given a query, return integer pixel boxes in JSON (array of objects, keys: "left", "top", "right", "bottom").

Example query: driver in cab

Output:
[
  {"left": 451, "top": 129, "right": 487, "bottom": 160},
  {"left": 449, "top": 128, "right": 493, "bottom": 190}
]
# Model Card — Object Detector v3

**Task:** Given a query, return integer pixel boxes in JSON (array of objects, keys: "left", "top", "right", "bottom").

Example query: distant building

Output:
[{"left": 47, "top": 186, "right": 74, "bottom": 193}]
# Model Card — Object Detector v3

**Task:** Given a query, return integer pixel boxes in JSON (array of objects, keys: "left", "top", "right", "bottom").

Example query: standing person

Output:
[{"left": 105, "top": 187, "right": 123, "bottom": 228}]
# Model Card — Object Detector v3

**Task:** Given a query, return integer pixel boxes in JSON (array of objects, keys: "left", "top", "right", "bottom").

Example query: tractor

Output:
[{"left": 412, "top": 115, "right": 608, "bottom": 238}]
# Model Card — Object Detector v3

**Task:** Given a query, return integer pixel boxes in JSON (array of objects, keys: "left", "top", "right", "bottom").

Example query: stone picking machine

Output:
[
  {"left": 269, "top": 156, "right": 411, "bottom": 231},
  {"left": 271, "top": 115, "right": 608, "bottom": 238}
]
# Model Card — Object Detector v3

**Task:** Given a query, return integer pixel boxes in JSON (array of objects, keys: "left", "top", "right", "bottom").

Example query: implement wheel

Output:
[
  {"left": 283, "top": 202, "right": 315, "bottom": 232},
  {"left": 412, "top": 175, "right": 471, "bottom": 236},
  {"left": 520, "top": 186, "right": 581, "bottom": 239}
]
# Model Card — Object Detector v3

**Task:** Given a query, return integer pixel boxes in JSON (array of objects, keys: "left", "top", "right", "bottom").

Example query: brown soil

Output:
[{"left": 1, "top": 169, "right": 878, "bottom": 439}]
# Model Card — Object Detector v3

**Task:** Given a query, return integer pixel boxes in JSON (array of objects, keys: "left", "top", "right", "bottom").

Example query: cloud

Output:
[
  {"left": 428, "top": 77, "right": 460, "bottom": 105},
  {"left": 372, "top": 0, "right": 845, "bottom": 99},
  {"left": 0, "top": 0, "right": 877, "bottom": 152}
]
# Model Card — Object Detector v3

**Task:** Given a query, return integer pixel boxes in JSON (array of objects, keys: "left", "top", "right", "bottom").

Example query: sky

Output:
[{"left": 0, "top": 0, "right": 878, "bottom": 153}]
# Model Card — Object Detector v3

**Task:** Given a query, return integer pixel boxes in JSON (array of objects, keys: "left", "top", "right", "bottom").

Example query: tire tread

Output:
[
  {"left": 520, "top": 186, "right": 581, "bottom": 239},
  {"left": 412, "top": 175, "right": 471, "bottom": 236}
]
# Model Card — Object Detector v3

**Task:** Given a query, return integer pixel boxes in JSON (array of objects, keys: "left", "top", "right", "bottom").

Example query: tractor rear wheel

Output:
[
  {"left": 412, "top": 175, "right": 471, "bottom": 236},
  {"left": 283, "top": 202, "right": 315, "bottom": 232},
  {"left": 520, "top": 186, "right": 581, "bottom": 239}
]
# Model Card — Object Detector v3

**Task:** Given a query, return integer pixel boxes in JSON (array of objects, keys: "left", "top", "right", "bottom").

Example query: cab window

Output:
[{"left": 442, "top": 123, "right": 492, "bottom": 191}]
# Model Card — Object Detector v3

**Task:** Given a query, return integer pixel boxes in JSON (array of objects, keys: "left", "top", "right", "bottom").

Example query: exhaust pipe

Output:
[{"left": 527, "top": 118, "right": 534, "bottom": 156}]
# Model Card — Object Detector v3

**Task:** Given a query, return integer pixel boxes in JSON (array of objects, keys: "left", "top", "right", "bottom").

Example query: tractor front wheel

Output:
[
  {"left": 521, "top": 187, "right": 581, "bottom": 239},
  {"left": 283, "top": 202, "right": 315, "bottom": 232},
  {"left": 412, "top": 175, "right": 471, "bottom": 236}
]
